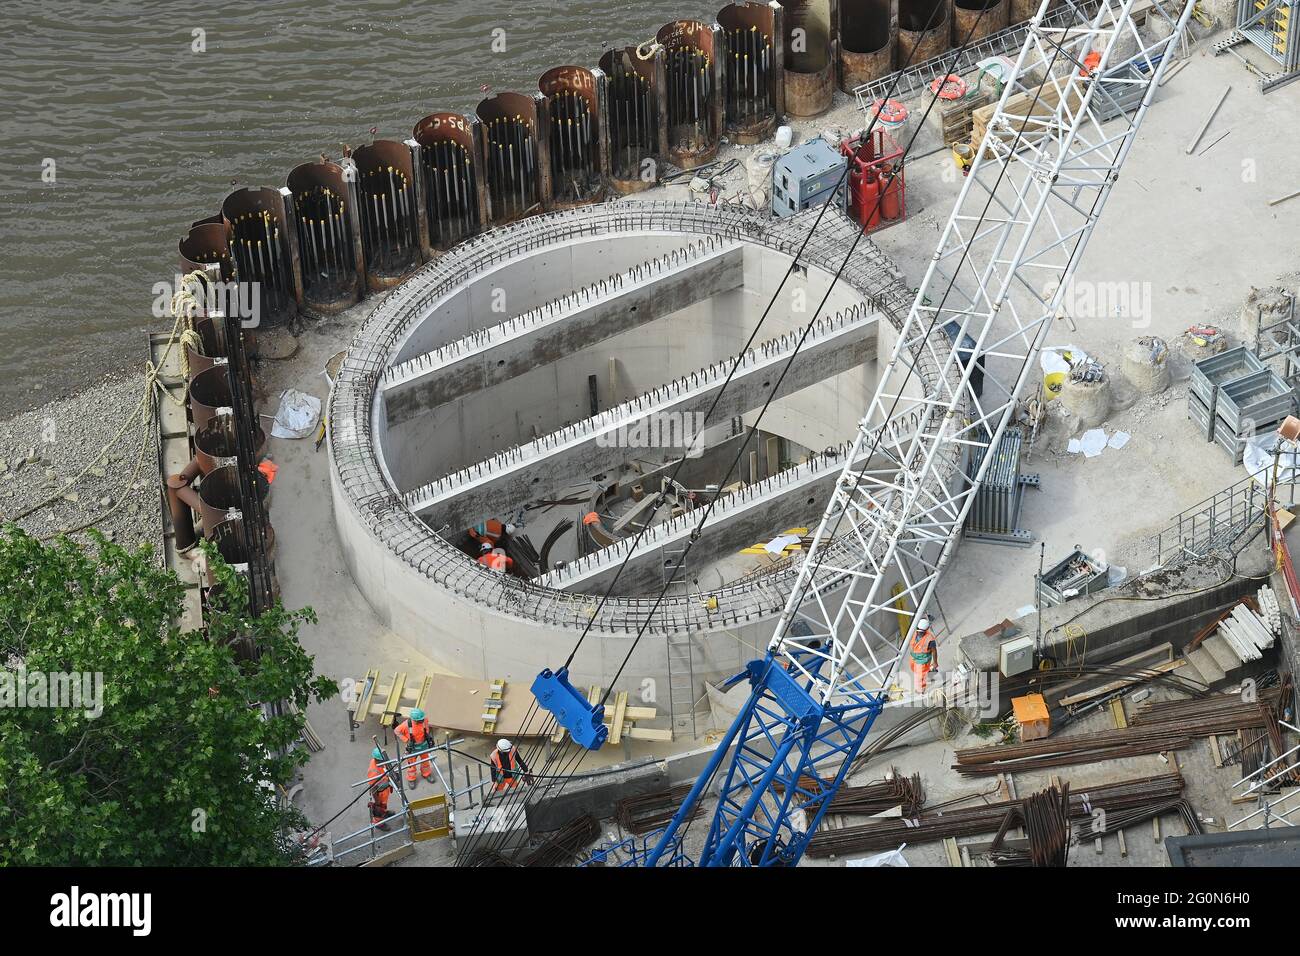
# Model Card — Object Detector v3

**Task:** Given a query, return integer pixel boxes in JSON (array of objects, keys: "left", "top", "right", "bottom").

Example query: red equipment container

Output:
[{"left": 840, "top": 128, "right": 906, "bottom": 231}]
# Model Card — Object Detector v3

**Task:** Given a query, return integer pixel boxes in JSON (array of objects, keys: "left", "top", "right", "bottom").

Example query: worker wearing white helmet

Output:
[
  {"left": 909, "top": 617, "right": 938, "bottom": 693},
  {"left": 490, "top": 738, "right": 531, "bottom": 792}
]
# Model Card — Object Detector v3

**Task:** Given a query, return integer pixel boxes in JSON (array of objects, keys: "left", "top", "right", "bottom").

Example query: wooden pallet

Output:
[
  {"left": 349, "top": 670, "right": 433, "bottom": 728},
  {"left": 971, "top": 77, "right": 1083, "bottom": 157},
  {"left": 931, "top": 90, "right": 994, "bottom": 147},
  {"left": 482, "top": 678, "right": 506, "bottom": 735}
]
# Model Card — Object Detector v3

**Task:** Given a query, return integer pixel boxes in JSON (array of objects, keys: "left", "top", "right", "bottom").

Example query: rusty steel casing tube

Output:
[
  {"left": 840, "top": 0, "right": 895, "bottom": 91},
  {"left": 285, "top": 161, "right": 363, "bottom": 313},
  {"left": 352, "top": 140, "right": 423, "bottom": 290},
  {"left": 718, "top": 3, "right": 781, "bottom": 143},
  {"left": 655, "top": 20, "right": 724, "bottom": 169},
  {"left": 413, "top": 112, "right": 487, "bottom": 255}
]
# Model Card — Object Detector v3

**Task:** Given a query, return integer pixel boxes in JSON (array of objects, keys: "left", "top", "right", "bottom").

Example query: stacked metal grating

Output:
[
  {"left": 1188, "top": 346, "right": 1296, "bottom": 464},
  {"left": 771, "top": 138, "right": 848, "bottom": 217},
  {"left": 1091, "top": 54, "right": 1164, "bottom": 122},
  {"left": 964, "top": 428, "right": 1037, "bottom": 546}
]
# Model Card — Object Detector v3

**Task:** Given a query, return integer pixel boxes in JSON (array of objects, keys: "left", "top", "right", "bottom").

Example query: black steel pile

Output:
[
  {"left": 805, "top": 772, "right": 1183, "bottom": 858},
  {"left": 616, "top": 785, "right": 702, "bottom": 835},
  {"left": 828, "top": 772, "right": 925, "bottom": 816}
]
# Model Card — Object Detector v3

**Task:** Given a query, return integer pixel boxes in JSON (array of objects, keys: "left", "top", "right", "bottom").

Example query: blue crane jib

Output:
[{"left": 531, "top": 667, "right": 609, "bottom": 750}]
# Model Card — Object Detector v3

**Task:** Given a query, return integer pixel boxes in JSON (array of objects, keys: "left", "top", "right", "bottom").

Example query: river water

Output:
[{"left": 0, "top": 0, "right": 700, "bottom": 416}]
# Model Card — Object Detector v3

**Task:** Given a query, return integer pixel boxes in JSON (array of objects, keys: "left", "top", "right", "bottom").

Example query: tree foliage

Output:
[{"left": 0, "top": 525, "right": 336, "bottom": 865}]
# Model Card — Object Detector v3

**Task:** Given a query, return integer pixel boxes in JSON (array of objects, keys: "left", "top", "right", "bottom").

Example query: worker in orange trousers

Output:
[
  {"left": 909, "top": 617, "right": 938, "bottom": 693},
  {"left": 394, "top": 708, "right": 434, "bottom": 788},
  {"left": 490, "top": 738, "right": 531, "bottom": 793},
  {"left": 366, "top": 747, "right": 395, "bottom": 830}
]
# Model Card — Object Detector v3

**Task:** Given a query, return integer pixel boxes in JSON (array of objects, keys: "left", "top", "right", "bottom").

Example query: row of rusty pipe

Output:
[
  {"left": 164, "top": 313, "right": 275, "bottom": 582},
  {"left": 172, "top": 2, "right": 1052, "bottom": 323}
]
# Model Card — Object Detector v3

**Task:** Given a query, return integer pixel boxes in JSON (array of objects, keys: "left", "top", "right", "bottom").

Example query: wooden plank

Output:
[
  {"left": 943, "top": 837, "right": 963, "bottom": 868},
  {"left": 359, "top": 843, "right": 415, "bottom": 867},
  {"left": 1210, "top": 734, "right": 1225, "bottom": 768},
  {"left": 972, "top": 78, "right": 1084, "bottom": 158},
  {"left": 381, "top": 671, "right": 407, "bottom": 727},
  {"left": 481, "top": 677, "right": 506, "bottom": 734},
  {"left": 1110, "top": 698, "right": 1128, "bottom": 729},
  {"left": 608, "top": 691, "right": 629, "bottom": 746},
  {"left": 1058, "top": 659, "right": 1185, "bottom": 707},
  {"left": 1118, "top": 829, "right": 1128, "bottom": 858},
  {"left": 624, "top": 706, "right": 657, "bottom": 720},
  {"left": 625, "top": 727, "right": 674, "bottom": 742},
  {"left": 352, "top": 669, "right": 381, "bottom": 724},
  {"left": 413, "top": 676, "right": 432, "bottom": 715}
]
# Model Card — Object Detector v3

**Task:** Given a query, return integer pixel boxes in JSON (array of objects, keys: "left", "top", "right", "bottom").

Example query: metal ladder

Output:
[{"left": 665, "top": 632, "right": 698, "bottom": 741}]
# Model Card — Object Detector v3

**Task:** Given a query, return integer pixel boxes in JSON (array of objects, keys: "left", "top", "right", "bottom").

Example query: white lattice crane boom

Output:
[{"left": 543, "top": 0, "right": 1195, "bottom": 867}]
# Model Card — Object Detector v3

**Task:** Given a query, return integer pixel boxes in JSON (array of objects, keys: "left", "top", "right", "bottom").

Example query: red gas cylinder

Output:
[
  {"left": 855, "top": 171, "right": 883, "bottom": 230},
  {"left": 879, "top": 162, "right": 903, "bottom": 221}
]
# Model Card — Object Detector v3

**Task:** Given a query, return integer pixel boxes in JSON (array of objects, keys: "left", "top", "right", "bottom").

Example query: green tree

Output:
[{"left": 0, "top": 525, "right": 336, "bottom": 865}]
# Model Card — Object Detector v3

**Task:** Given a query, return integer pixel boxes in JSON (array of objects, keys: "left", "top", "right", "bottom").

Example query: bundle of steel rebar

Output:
[
  {"left": 1072, "top": 799, "right": 1203, "bottom": 842},
  {"left": 615, "top": 785, "right": 702, "bottom": 835},
  {"left": 952, "top": 726, "right": 1192, "bottom": 775},
  {"left": 523, "top": 812, "right": 600, "bottom": 867},
  {"left": 987, "top": 784, "right": 1071, "bottom": 867},
  {"left": 805, "top": 773, "right": 1183, "bottom": 858},
  {"left": 828, "top": 772, "right": 925, "bottom": 816},
  {"left": 1129, "top": 687, "right": 1281, "bottom": 736}
]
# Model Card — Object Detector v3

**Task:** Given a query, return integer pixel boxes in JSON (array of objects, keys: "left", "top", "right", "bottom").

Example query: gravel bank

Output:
[{"left": 0, "top": 372, "right": 162, "bottom": 554}]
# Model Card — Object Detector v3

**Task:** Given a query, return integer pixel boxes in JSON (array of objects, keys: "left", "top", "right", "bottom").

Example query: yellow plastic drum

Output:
[{"left": 1044, "top": 370, "right": 1066, "bottom": 401}]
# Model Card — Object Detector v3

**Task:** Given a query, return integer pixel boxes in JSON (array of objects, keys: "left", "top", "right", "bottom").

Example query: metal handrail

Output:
[{"left": 1152, "top": 468, "right": 1273, "bottom": 566}]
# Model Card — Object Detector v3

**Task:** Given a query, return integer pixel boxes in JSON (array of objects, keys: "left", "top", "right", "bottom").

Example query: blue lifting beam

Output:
[{"left": 531, "top": 666, "right": 609, "bottom": 751}]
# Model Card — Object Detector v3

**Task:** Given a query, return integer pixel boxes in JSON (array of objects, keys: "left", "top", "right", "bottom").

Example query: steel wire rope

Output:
[
  {"left": 467, "top": 0, "right": 978, "bottom": 862},
  {"left": 666, "top": 2, "right": 1111, "bottom": 862}
]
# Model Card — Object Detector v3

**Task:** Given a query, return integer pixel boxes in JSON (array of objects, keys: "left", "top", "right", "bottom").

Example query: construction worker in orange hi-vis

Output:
[
  {"left": 366, "top": 747, "right": 396, "bottom": 830},
  {"left": 909, "top": 617, "right": 938, "bottom": 693},
  {"left": 477, "top": 542, "right": 513, "bottom": 573},
  {"left": 490, "top": 738, "right": 531, "bottom": 792},
  {"left": 469, "top": 519, "right": 512, "bottom": 548},
  {"left": 394, "top": 708, "right": 434, "bottom": 788}
]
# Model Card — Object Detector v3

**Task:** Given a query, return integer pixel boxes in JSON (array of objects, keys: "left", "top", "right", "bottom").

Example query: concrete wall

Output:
[
  {"left": 380, "top": 240, "right": 871, "bottom": 491},
  {"left": 328, "top": 203, "right": 958, "bottom": 733}
]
